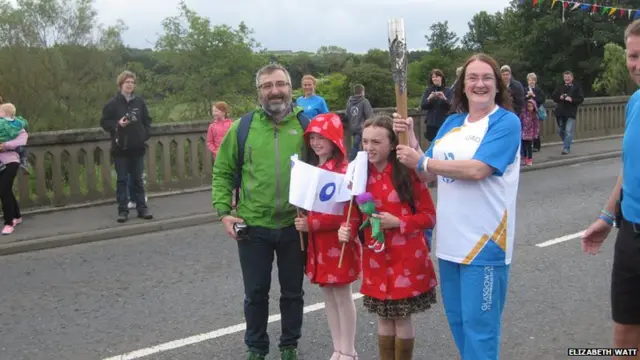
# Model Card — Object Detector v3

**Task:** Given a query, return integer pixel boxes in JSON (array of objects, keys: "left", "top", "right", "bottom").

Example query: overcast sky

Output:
[{"left": 94, "top": 0, "right": 512, "bottom": 53}]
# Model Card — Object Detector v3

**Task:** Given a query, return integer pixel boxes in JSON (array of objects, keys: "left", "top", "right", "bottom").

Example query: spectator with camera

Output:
[{"left": 100, "top": 70, "right": 153, "bottom": 223}]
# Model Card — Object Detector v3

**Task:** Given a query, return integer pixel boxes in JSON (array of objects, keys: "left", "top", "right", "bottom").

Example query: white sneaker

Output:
[{"left": 127, "top": 197, "right": 148, "bottom": 209}]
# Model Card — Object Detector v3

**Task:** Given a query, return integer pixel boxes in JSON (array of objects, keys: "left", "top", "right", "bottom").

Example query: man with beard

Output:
[{"left": 212, "top": 63, "right": 307, "bottom": 360}]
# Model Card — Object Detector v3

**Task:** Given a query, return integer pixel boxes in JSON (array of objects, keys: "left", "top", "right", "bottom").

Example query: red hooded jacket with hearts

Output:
[
  {"left": 303, "top": 113, "right": 361, "bottom": 286},
  {"left": 349, "top": 162, "right": 438, "bottom": 301}
]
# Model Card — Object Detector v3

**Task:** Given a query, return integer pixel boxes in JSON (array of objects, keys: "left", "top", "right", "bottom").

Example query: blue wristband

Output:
[
  {"left": 601, "top": 209, "right": 614, "bottom": 219},
  {"left": 598, "top": 214, "right": 614, "bottom": 226},
  {"left": 417, "top": 154, "right": 425, "bottom": 172}
]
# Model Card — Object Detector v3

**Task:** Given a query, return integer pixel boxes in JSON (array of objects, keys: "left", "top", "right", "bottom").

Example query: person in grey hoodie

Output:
[{"left": 345, "top": 84, "right": 374, "bottom": 160}]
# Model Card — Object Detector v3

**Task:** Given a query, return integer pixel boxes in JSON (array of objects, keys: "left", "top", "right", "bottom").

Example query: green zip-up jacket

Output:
[{"left": 212, "top": 106, "right": 306, "bottom": 229}]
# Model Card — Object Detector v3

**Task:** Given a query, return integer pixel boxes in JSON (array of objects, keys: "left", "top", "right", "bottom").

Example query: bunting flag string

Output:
[{"left": 521, "top": 0, "right": 640, "bottom": 21}]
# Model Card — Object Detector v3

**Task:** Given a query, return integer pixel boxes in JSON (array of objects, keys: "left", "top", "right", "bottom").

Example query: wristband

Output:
[
  {"left": 601, "top": 209, "right": 614, "bottom": 220},
  {"left": 422, "top": 157, "right": 430, "bottom": 173},
  {"left": 417, "top": 154, "right": 426, "bottom": 172},
  {"left": 598, "top": 214, "right": 614, "bottom": 226}
]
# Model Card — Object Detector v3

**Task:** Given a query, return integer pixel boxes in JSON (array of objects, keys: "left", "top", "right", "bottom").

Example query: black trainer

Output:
[
  {"left": 138, "top": 209, "right": 153, "bottom": 220},
  {"left": 117, "top": 212, "right": 128, "bottom": 223}
]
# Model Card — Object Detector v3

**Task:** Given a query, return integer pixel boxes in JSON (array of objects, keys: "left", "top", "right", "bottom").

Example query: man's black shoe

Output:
[
  {"left": 117, "top": 212, "right": 128, "bottom": 223},
  {"left": 138, "top": 210, "right": 153, "bottom": 220}
]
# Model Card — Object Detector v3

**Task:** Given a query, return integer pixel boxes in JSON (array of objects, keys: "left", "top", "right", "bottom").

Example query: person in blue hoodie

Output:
[{"left": 296, "top": 75, "right": 329, "bottom": 119}]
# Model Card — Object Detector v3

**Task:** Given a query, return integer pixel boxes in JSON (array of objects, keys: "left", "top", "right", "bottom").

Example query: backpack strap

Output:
[
  {"left": 296, "top": 111, "right": 310, "bottom": 130},
  {"left": 234, "top": 111, "right": 255, "bottom": 204}
]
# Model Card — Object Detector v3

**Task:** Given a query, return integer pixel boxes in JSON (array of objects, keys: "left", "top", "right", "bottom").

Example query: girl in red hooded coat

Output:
[
  {"left": 294, "top": 112, "right": 362, "bottom": 360},
  {"left": 338, "top": 114, "right": 438, "bottom": 360}
]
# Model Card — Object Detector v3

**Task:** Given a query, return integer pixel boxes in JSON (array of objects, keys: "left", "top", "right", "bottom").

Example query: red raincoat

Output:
[
  {"left": 350, "top": 162, "right": 438, "bottom": 300},
  {"left": 304, "top": 113, "right": 362, "bottom": 286}
]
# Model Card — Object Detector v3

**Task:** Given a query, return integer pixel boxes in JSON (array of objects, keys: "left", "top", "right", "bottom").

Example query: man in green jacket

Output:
[{"left": 212, "top": 63, "right": 306, "bottom": 360}]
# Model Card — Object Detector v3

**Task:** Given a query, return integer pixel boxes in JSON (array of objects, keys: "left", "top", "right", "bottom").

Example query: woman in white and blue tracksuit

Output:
[{"left": 395, "top": 53, "right": 522, "bottom": 360}]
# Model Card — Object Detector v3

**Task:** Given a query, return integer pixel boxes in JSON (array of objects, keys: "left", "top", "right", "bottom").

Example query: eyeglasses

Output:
[
  {"left": 465, "top": 75, "right": 496, "bottom": 84},
  {"left": 258, "top": 81, "right": 290, "bottom": 91}
]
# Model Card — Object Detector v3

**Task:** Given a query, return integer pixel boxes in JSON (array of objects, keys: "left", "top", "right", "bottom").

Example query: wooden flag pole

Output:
[
  {"left": 388, "top": 18, "right": 409, "bottom": 146},
  {"left": 338, "top": 196, "right": 355, "bottom": 268}
]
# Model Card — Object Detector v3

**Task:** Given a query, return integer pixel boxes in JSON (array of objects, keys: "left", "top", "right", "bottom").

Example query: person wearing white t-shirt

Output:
[{"left": 394, "top": 53, "right": 522, "bottom": 360}]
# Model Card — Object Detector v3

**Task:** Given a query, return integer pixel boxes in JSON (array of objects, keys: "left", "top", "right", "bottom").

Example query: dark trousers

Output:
[
  {"left": 522, "top": 140, "right": 533, "bottom": 159},
  {"left": 237, "top": 225, "right": 305, "bottom": 355},
  {"left": 533, "top": 121, "right": 543, "bottom": 151},
  {"left": 0, "top": 163, "right": 20, "bottom": 225},
  {"left": 349, "top": 133, "right": 362, "bottom": 161},
  {"left": 114, "top": 155, "right": 147, "bottom": 213}
]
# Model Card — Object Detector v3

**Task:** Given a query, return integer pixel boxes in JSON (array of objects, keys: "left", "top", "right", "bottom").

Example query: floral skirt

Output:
[{"left": 363, "top": 288, "right": 437, "bottom": 319}]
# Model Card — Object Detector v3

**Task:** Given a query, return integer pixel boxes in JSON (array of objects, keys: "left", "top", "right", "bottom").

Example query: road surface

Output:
[{"left": 0, "top": 158, "right": 622, "bottom": 360}]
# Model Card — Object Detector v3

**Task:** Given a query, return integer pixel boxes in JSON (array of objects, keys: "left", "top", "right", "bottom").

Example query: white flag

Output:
[
  {"left": 288, "top": 154, "right": 346, "bottom": 215},
  {"left": 336, "top": 151, "right": 368, "bottom": 202}
]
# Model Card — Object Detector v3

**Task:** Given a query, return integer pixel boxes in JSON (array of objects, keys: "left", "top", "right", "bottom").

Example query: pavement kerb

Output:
[
  {"left": 21, "top": 186, "right": 211, "bottom": 217},
  {"left": 0, "top": 145, "right": 622, "bottom": 257},
  {"left": 0, "top": 213, "right": 218, "bottom": 256},
  {"left": 521, "top": 150, "right": 621, "bottom": 172}
]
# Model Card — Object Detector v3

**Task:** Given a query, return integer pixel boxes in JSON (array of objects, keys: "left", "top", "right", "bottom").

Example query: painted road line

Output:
[
  {"left": 535, "top": 231, "right": 585, "bottom": 248},
  {"left": 103, "top": 293, "right": 365, "bottom": 360}
]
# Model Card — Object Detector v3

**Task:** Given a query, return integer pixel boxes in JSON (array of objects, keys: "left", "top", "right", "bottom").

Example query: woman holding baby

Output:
[{"left": 0, "top": 102, "right": 27, "bottom": 235}]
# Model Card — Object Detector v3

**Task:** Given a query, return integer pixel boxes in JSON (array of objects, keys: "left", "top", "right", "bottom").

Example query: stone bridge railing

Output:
[{"left": 14, "top": 96, "right": 629, "bottom": 211}]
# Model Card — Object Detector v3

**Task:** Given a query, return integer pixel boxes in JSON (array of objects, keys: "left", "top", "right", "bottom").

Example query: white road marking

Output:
[
  {"left": 535, "top": 230, "right": 585, "bottom": 247},
  {"left": 102, "top": 293, "right": 365, "bottom": 360},
  {"left": 103, "top": 230, "right": 588, "bottom": 360}
]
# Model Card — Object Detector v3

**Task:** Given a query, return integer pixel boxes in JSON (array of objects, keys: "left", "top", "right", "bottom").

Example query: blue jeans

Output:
[
  {"left": 349, "top": 133, "right": 362, "bottom": 161},
  {"left": 114, "top": 155, "right": 147, "bottom": 213},
  {"left": 237, "top": 225, "right": 305, "bottom": 356},
  {"left": 126, "top": 173, "right": 134, "bottom": 201},
  {"left": 439, "top": 259, "right": 511, "bottom": 360},
  {"left": 556, "top": 116, "right": 575, "bottom": 151}
]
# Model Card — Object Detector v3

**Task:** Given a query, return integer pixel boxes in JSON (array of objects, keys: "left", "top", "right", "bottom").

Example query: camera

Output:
[
  {"left": 233, "top": 222, "right": 248, "bottom": 238},
  {"left": 124, "top": 110, "right": 138, "bottom": 122}
]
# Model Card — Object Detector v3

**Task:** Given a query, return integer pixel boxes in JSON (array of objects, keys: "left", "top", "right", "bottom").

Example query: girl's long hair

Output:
[{"left": 362, "top": 114, "right": 414, "bottom": 205}]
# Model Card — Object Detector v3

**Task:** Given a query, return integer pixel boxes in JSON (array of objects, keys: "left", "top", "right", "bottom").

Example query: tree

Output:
[
  {"left": 461, "top": 11, "right": 503, "bottom": 52},
  {"left": 425, "top": 21, "right": 459, "bottom": 54},
  {"left": 342, "top": 62, "right": 394, "bottom": 108},
  {"left": 593, "top": 43, "right": 634, "bottom": 96},
  {"left": 0, "top": 0, "right": 127, "bottom": 130},
  {"left": 315, "top": 73, "right": 349, "bottom": 110},
  {"left": 154, "top": 1, "right": 263, "bottom": 120}
]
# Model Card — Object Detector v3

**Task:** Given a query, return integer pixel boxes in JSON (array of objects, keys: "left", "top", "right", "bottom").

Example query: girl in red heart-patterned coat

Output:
[
  {"left": 294, "top": 112, "right": 362, "bottom": 360},
  {"left": 338, "top": 114, "right": 438, "bottom": 360}
]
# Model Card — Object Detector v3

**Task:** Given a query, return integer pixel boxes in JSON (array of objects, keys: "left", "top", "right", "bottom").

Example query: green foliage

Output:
[
  {"left": 315, "top": 73, "right": 349, "bottom": 110},
  {"left": 425, "top": 21, "right": 459, "bottom": 55},
  {"left": 0, "top": 0, "right": 636, "bottom": 132},
  {"left": 593, "top": 43, "right": 633, "bottom": 95}
]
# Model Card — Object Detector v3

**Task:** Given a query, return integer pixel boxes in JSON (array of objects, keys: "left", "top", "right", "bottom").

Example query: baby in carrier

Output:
[{"left": 0, "top": 103, "right": 29, "bottom": 172}]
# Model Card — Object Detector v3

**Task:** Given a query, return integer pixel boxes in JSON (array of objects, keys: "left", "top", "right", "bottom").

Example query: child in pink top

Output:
[
  {"left": 207, "top": 101, "right": 233, "bottom": 158},
  {"left": 207, "top": 101, "right": 235, "bottom": 207}
]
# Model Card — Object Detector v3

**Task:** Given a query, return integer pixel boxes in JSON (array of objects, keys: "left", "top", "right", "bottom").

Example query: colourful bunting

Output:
[{"left": 526, "top": 0, "right": 640, "bottom": 20}]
